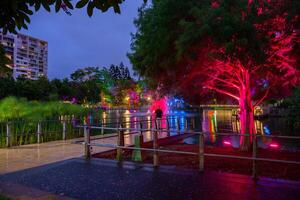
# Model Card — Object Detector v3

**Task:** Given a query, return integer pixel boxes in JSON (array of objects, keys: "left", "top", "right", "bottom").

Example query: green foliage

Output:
[
  {"left": 0, "top": 63, "right": 140, "bottom": 106},
  {"left": 129, "top": 0, "right": 299, "bottom": 100},
  {"left": 280, "top": 87, "right": 300, "bottom": 123},
  {"left": 108, "top": 62, "right": 131, "bottom": 81},
  {"left": 128, "top": 0, "right": 193, "bottom": 87},
  {"left": 0, "top": 0, "right": 126, "bottom": 34},
  {"left": 0, "top": 96, "right": 87, "bottom": 121},
  {"left": 129, "top": 0, "right": 260, "bottom": 78},
  {"left": 0, "top": 44, "right": 12, "bottom": 78},
  {"left": 0, "top": 77, "right": 15, "bottom": 98},
  {"left": 70, "top": 66, "right": 101, "bottom": 82},
  {"left": 69, "top": 64, "right": 133, "bottom": 105}
]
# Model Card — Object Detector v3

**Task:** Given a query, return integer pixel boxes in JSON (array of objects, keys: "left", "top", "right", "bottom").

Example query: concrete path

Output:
[
  {"left": 1, "top": 158, "right": 299, "bottom": 200},
  {"left": 0, "top": 135, "right": 112, "bottom": 175},
  {"left": 0, "top": 129, "right": 174, "bottom": 175}
]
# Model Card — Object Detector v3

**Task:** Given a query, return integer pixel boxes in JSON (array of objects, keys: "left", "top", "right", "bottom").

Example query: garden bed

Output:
[{"left": 93, "top": 136, "right": 300, "bottom": 180}]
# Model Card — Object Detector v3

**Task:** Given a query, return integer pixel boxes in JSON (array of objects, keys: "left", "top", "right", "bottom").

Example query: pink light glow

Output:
[
  {"left": 149, "top": 97, "right": 168, "bottom": 129},
  {"left": 149, "top": 97, "right": 168, "bottom": 114},
  {"left": 223, "top": 140, "right": 232, "bottom": 146},
  {"left": 269, "top": 143, "right": 279, "bottom": 149}
]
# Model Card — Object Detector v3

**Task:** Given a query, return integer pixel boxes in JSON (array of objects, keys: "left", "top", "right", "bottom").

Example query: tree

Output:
[
  {"left": 0, "top": 44, "right": 12, "bottom": 77},
  {"left": 70, "top": 66, "right": 101, "bottom": 82},
  {"left": 0, "top": 0, "right": 128, "bottom": 34},
  {"left": 0, "top": 77, "right": 15, "bottom": 99},
  {"left": 129, "top": 0, "right": 300, "bottom": 147},
  {"left": 14, "top": 76, "right": 53, "bottom": 101},
  {"left": 280, "top": 86, "right": 300, "bottom": 131},
  {"left": 108, "top": 63, "right": 131, "bottom": 81}
]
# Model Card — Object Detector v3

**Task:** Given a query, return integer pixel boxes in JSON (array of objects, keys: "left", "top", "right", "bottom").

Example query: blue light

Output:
[{"left": 263, "top": 126, "right": 271, "bottom": 135}]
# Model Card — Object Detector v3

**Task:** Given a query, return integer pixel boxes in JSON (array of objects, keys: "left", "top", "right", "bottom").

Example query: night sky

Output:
[{"left": 20, "top": 1, "right": 143, "bottom": 79}]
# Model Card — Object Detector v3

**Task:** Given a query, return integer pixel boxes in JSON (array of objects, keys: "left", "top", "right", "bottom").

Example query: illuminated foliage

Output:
[{"left": 129, "top": 0, "right": 300, "bottom": 144}]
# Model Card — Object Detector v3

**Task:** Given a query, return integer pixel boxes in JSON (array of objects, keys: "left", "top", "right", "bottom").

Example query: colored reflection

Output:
[
  {"left": 124, "top": 111, "right": 131, "bottom": 145},
  {"left": 200, "top": 109, "right": 283, "bottom": 150},
  {"left": 102, "top": 111, "right": 107, "bottom": 126},
  {"left": 180, "top": 116, "right": 185, "bottom": 131},
  {"left": 145, "top": 115, "right": 152, "bottom": 141},
  {"left": 202, "top": 110, "right": 217, "bottom": 143}
]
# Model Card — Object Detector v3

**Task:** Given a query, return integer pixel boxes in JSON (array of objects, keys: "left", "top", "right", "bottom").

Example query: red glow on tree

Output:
[
  {"left": 179, "top": 1, "right": 299, "bottom": 149},
  {"left": 129, "top": 0, "right": 299, "bottom": 149}
]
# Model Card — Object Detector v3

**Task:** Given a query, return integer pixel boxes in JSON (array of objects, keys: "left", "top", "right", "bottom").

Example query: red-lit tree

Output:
[{"left": 129, "top": 0, "right": 299, "bottom": 148}]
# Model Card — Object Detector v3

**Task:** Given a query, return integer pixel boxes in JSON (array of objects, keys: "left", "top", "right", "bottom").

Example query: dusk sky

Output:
[{"left": 20, "top": 1, "right": 143, "bottom": 79}]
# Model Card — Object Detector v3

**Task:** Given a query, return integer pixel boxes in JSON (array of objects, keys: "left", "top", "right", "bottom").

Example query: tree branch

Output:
[
  {"left": 206, "top": 74, "right": 240, "bottom": 90},
  {"left": 254, "top": 88, "right": 270, "bottom": 107},
  {"left": 205, "top": 85, "right": 240, "bottom": 101}
]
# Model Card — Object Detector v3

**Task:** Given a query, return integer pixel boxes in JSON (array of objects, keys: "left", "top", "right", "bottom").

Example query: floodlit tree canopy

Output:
[{"left": 129, "top": 0, "right": 300, "bottom": 142}]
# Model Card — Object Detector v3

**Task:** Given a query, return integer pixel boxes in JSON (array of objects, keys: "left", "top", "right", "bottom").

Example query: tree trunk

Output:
[{"left": 239, "top": 71, "right": 254, "bottom": 151}]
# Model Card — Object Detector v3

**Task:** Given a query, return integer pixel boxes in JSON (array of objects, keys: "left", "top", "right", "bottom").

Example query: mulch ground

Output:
[{"left": 93, "top": 136, "right": 300, "bottom": 181}]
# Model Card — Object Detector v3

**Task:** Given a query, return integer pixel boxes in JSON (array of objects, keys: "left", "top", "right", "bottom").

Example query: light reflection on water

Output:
[
  {"left": 199, "top": 109, "right": 299, "bottom": 151},
  {"left": 98, "top": 109, "right": 299, "bottom": 151}
]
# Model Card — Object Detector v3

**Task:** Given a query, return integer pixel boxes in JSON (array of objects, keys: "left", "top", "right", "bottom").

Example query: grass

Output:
[
  {"left": 0, "top": 97, "right": 104, "bottom": 147},
  {"left": 0, "top": 119, "right": 85, "bottom": 147},
  {"left": 0, "top": 96, "right": 88, "bottom": 121}
]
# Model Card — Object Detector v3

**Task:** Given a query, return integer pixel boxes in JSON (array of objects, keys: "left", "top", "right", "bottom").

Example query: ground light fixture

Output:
[
  {"left": 223, "top": 140, "right": 232, "bottom": 146},
  {"left": 269, "top": 143, "right": 280, "bottom": 149}
]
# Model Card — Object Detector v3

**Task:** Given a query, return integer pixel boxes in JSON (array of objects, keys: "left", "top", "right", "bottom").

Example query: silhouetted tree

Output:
[{"left": 0, "top": 0, "right": 128, "bottom": 33}]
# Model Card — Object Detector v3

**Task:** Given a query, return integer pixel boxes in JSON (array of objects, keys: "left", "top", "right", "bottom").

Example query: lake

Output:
[{"left": 96, "top": 108, "right": 300, "bottom": 151}]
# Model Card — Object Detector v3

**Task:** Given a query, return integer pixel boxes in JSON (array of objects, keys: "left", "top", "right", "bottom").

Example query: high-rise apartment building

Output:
[{"left": 0, "top": 32, "right": 48, "bottom": 80}]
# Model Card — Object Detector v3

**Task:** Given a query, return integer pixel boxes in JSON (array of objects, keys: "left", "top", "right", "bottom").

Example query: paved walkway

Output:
[
  {"left": 0, "top": 130, "right": 174, "bottom": 175},
  {"left": 0, "top": 136, "right": 111, "bottom": 175},
  {"left": 1, "top": 158, "right": 299, "bottom": 200}
]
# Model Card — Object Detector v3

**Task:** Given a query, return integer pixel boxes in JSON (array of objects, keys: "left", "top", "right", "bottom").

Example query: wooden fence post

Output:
[
  {"left": 139, "top": 122, "right": 144, "bottom": 145},
  {"left": 199, "top": 133, "right": 204, "bottom": 172},
  {"left": 116, "top": 124, "right": 124, "bottom": 162},
  {"left": 84, "top": 125, "right": 91, "bottom": 159},
  {"left": 153, "top": 120, "right": 159, "bottom": 168},
  {"left": 177, "top": 117, "right": 180, "bottom": 135},
  {"left": 166, "top": 117, "right": 170, "bottom": 136},
  {"left": 252, "top": 133, "right": 258, "bottom": 180},
  {"left": 101, "top": 119, "right": 104, "bottom": 135},
  {"left": 6, "top": 122, "right": 11, "bottom": 147},
  {"left": 191, "top": 117, "right": 195, "bottom": 131},
  {"left": 62, "top": 121, "right": 66, "bottom": 140},
  {"left": 185, "top": 118, "right": 188, "bottom": 130},
  {"left": 37, "top": 122, "right": 41, "bottom": 144}
]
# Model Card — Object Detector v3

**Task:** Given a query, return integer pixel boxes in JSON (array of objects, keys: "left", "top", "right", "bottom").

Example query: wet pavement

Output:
[
  {"left": 0, "top": 129, "right": 178, "bottom": 174},
  {"left": 0, "top": 158, "right": 299, "bottom": 200},
  {"left": 0, "top": 135, "right": 115, "bottom": 174}
]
